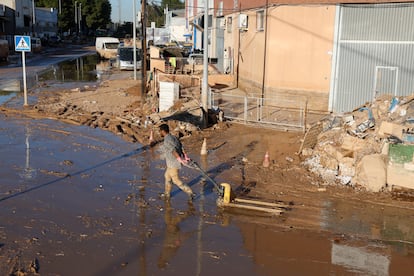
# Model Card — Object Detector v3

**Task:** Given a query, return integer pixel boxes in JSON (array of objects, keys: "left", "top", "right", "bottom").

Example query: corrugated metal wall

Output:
[{"left": 332, "top": 3, "right": 414, "bottom": 113}]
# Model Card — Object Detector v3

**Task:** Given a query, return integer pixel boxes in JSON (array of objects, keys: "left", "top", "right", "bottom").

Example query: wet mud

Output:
[{"left": 1, "top": 113, "right": 414, "bottom": 275}]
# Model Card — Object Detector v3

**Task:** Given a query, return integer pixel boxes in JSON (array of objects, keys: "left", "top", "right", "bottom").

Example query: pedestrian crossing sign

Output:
[{"left": 15, "top": 35, "right": 31, "bottom": 52}]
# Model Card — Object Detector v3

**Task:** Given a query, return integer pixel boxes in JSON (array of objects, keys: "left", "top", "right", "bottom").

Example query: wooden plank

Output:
[
  {"left": 234, "top": 198, "right": 288, "bottom": 209},
  {"left": 220, "top": 202, "right": 283, "bottom": 215}
]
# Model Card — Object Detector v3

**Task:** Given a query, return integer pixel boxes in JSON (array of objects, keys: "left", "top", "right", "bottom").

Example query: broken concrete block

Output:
[
  {"left": 341, "top": 135, "right": 365, "bottom": 152},
  {"left": 404, "top": 162, "right": 414, "bottom": 171},
  {"left": 355, "top": 154, "right": 387, "bottom": 192},
  {"left": 323, "top": 144, "right": 344, "bottom": 160},
  {"left": 387, "top": 164, "right": 414, "bottom": 189},
  {"left": 301, "top": 148, "right": 313, "bottom": 156},
  {"left": 338, "top": 157, "right": 355, "bottom": 177},
  {"left": 381, "top": 142, "right": 389, "bottom": 155},
  {"left": 378, "top": 121, "right": 405, "bottom": 139}
]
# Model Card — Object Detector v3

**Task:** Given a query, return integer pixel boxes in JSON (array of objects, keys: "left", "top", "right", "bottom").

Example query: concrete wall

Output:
[{"left": 229, "top": 5, "right": 336, "bottom": 112}]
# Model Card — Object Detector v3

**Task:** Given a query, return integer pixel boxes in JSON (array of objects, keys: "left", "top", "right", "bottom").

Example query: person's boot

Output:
[
  {"left": 160, "top": 192, "right": 170, "bottom": 201},
  {"left": 188, "top": 192, "right": 196, "bottom": 201}
]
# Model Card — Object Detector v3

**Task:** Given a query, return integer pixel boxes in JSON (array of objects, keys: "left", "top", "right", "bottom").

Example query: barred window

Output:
[
  {"left": 227, "top": 16, "right": 232, "bottom": 33},
  {"left": 256, "top": 10, "right": 264, "bottom": 31}
]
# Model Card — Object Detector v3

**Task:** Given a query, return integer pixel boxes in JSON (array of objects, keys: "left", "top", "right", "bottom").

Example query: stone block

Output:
[
  {"left": 338, "top": 157, "right": 355, "bottom": 177},
  {"left": 355, "top": 154, "right": 387, "bottom": 192},
  {"left": 387, "top": 164, "right": 414, "bottom": 190},
  {"left": 378, "top": 121, "right": 405, "bottom": 139},
  {"left": 341, "top": 135, "right": 365, "bottom": 152}
]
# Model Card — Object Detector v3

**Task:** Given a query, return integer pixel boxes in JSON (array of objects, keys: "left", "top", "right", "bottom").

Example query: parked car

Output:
[
  {"left": 48, "top": 35, "right": 61, "bottom": 47},
  {"left": 117, "top": 46, "right": 142, "bottom": 70}
]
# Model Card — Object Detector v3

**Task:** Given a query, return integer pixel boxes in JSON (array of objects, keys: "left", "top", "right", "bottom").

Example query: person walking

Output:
[{"left": 159, "top": 123, "right": 196, "bottom": 201}]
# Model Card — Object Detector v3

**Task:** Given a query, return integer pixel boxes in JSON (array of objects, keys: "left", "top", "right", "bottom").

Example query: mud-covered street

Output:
[
  {"left": 1, "top": 50, "right": 414, "bottom": 275},
  {"left": 1, "top": 111, "right": 414, "bottom": 275}
]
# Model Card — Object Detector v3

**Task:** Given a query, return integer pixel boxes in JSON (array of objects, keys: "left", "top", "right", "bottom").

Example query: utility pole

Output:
[
  {"left": 74, "top": 1, "right": 78, "bottom": 35},
  {"left": 78, "top": 3, "right": 82, "bottom": 34},
  {"left": 32, "top": 0, "right": 36, "bottom": 35},
  {"left": 141, "top": 0, "right": 147, "bottom": 94},
  {"left": 201, "top": 0, "right": 209, "bottom": 128},
  {"left": 133, "top": 0, "right": 137, "bottom": 80}
]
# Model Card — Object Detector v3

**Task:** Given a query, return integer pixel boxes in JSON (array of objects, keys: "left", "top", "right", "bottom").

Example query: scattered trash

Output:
[
  {"left": 348, "top": 107, "right": 375, "bottom": 138},
  {"left": 302, "top": 94, "right": 414, "bottom": 193}
]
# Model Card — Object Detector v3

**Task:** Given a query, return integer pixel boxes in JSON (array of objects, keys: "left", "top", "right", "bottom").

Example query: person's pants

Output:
[{"left": 164, "top": 168, "right": 192, "bottom": 196}]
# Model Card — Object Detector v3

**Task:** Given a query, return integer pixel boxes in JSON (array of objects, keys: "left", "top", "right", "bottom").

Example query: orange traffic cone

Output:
[
  {"left": 200, "top": 138, "right": 207, "bottom": 155},
  {"left": 262, "top": 151, "right": 270, "bottom": 168}
]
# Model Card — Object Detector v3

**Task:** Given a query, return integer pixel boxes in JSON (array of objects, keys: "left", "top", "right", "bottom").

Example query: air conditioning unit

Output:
[{"left": 238, "top": 14, "right": 248, "bottom": 29}]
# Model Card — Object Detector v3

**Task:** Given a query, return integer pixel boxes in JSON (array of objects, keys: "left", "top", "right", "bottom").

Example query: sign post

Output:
[{"left": 14, "top": 35, "right": 31, "bottom": 106}]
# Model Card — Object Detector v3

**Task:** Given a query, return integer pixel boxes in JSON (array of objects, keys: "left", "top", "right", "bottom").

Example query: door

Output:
[{"left": 373, "top": 66, "right": 398, "bottom": 99}]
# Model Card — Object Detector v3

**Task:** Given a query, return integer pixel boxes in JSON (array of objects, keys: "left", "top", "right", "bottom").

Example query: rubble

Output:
[{"left": 302, "top": 94, "right": 414, "bottom": 193}]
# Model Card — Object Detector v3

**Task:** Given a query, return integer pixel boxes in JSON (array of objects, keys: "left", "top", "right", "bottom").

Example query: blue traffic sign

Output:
[{"left": 15, "top": 35, "right": 31, "bottom": 52}]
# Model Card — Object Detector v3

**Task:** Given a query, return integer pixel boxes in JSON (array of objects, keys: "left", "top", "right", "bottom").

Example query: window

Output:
[
  {"left": 227, "top": 16, "right": 232, "bottom": 33},
  {"left": 256, "top": 10, "right": 264, "bottom": 31}
]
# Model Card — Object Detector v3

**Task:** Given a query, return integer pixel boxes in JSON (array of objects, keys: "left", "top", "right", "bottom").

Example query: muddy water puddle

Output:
[
  {"left": 0, "top": 54, "right": 114, "bottom": 105},
  {"left": 0, "top": 114, "right": 414, "bottom": 275}
]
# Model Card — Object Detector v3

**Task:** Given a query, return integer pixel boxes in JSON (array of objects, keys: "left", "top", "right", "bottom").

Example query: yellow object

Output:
[
  {"left": 221, "top": 183, "right": 231, "bottom": 203},
  {"left": 169, "top": 57, "right": 176, "bottom": 67}
]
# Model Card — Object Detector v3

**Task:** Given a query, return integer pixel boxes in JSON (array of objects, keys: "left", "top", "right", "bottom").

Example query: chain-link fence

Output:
[{"left": 211, "top": 91, "right": 307, "bottom": 131}]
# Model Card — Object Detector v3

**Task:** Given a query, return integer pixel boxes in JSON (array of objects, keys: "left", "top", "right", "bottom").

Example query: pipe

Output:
[{"left": 261, "top": 0, "right": 269, "bottom": 101}]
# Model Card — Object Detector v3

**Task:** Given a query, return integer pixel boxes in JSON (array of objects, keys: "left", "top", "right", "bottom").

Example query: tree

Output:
[
  {"left": 36, "top": 0, "right": 58, "bottom": 8},
  {"left": 84, "top": 0, "right": 112, "bottom": 30},
  {"left": 147, "top": 0, "right": 184, "bottom": 28},
  {"left": 36, "top": 0, "right": 112, "bottom": 34},
  {"left": 161, "top": 0, "right": 184, "bottom": 10}
]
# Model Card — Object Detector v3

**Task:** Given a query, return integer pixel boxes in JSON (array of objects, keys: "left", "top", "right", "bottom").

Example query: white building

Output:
[
  {"left": 0, "top": 0, "right": 33, "bottom": 34},
  {"left": 34, "top": 7, "right": 58, "bottom": 38}
]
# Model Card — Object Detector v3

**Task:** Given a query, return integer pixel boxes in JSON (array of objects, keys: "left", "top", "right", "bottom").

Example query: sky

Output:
[
  {"left": 110, "top": 0, "right": 136, "bottom": 23},
  {"left": 110, "top": 0, "right": 184, "bottom": 23}
]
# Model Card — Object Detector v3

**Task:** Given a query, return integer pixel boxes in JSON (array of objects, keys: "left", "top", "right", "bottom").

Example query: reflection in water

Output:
[
  {"left": 197, "top": 155, "right": 207, "bottom": 276},
  {"left": 38, "top": 55, "right": 110, "bottom": 82},
  {"left": 158, "top": 201, "right": 195, "bottom": 269},
  {"left": 321, "top": 199, "right": 414, "bottom": 244},
  {"left": 332, "top": 243, "right": 390, "bottom": 276},
  {"left": 19, "top": 125, "right": 37, "bottom": 180},
  {"left": 95, "top": 59, "right": 112, "bottom": 80}
]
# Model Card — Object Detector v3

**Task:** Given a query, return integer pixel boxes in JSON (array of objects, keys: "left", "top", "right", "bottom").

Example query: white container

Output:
[{"left": 159, "top": 81, "right": 179, "bottom": 112}]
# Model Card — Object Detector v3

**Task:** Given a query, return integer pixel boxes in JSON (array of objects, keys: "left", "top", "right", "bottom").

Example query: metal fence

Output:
[{"left": 211, "top": 91, "right": 307, "bottom": 131}]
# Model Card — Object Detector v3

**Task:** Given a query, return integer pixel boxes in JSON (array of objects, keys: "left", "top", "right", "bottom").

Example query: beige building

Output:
[
  {"left": 225, "top": 5, "right": 335, "bottom": 112},
  {"left": 208, "top": 0, "right": 414, "bottom": 114}
]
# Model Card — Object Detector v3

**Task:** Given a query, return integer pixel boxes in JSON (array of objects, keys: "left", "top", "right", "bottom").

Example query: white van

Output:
[{"left": 95, "top": 37, "right": 120, "bottom": 59}]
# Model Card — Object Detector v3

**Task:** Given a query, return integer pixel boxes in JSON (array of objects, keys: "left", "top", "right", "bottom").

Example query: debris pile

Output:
[{"left": 302, "top": 94, "right": 414, "bottom": 193}]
